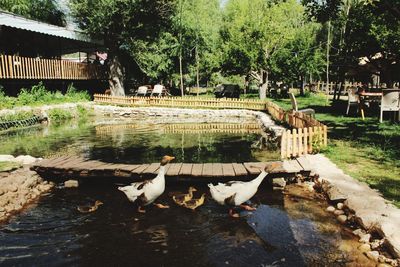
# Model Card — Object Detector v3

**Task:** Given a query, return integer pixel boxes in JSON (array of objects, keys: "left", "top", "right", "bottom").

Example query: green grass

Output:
[
  {"left": 269, "top": 93, "right": 400, "bottom": 207},
  {"left": 0, "top": 161, "right": 21, "bottom": 172},
  {"left": 0, "top": 82, "right": 90, "bottom": 109}
]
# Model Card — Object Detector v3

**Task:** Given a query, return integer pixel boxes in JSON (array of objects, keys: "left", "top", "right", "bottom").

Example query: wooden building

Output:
[{"left": 0, "top": 11, "right": 106, "bottom": 94}]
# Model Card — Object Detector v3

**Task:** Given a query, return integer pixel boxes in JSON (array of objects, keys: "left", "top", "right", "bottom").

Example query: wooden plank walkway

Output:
[{"left": 31, "top": 156, "right": 312, "bottom": 182}]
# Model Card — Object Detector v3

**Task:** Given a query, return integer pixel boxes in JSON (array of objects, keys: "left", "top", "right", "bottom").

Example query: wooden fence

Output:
[
  {"left": 94, "top": 94, "right": 268, "bottom": 110},
  {"left": 0, "top": 54, "right": 104, "bottom": 80},
  {"left": 93, "top": 94, "right": 328, "bottom": 158},
  {"left": 280, "top": 126, "right": 328, "bottom": 159},
  {"left": 313, "top": 81, "right": 363, "bottom": 95}
]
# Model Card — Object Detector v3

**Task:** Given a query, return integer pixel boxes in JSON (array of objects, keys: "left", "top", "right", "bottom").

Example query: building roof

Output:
[{"left": 0, "top": 10, "right": 102, "bottom": 45}]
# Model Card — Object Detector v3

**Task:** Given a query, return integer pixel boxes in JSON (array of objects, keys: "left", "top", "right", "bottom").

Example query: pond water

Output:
[
  {"left": 0, "top": 184, "right": 374, "bottom": 266},
  {"left": 0, "top": 120, "right": 374, "bottom": 266},
  {"left": 0, "top": 120, "right": 280, "bottom": 163}
]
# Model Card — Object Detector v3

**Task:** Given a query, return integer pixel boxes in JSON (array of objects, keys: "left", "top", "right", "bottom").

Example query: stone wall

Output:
[{"left": 0, "top": 155, "right": 53, "bottom": 222}]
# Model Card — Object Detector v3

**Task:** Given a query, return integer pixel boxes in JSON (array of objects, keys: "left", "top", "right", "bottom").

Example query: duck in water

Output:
[
  {"left": 118, "top": 155, "right": 175, "bottom": 213},
  {"left": 208, "top": 162, "right": 280, "bottom": 217},
  {"left": 77, "top": 200, "right": 103, "bottom": 213}
]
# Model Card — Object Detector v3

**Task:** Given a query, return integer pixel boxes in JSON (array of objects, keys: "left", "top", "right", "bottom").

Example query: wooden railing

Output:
[
  {"left": 280, "top": 126, "right": 328, "bottom": 158},
  {"left": 0, "top": 54, "right": 105, "bottom": 80},
  {"left": 93, "top": 94, "right": 328, "bottom": 158},
  {"left": 94, "top": 94, "right": 268, "bottom": 110},
  {"left": 313, "top": 81, "right": 366, "bottom": 95}
]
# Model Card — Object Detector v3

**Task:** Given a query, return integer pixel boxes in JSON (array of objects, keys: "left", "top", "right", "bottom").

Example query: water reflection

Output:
[{"left": 0, "top": 121, "right": 280, "bottom": 163}]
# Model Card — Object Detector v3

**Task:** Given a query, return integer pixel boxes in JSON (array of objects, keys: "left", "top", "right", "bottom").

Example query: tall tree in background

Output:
[
  {"left": 70, "top": 0, "right": 175, "bottom": 96},
  {"left": 271, "top": 23, "right": 325, "bottom": 95},
  {"left": 220, "top": 0, "right": 309, "bottom": 99},
  {"left": 303, "top": 0, "right": 400, "bottom": 87},
  {"left": 0, "top": 0, "right": 66, "bottom": 26}
]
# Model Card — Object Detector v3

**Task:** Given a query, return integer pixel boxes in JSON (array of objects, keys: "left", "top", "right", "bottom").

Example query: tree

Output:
[
  {"left": 70, "top": 0, "right": 175, "bottom": 96},
  {"left": 0, "top": 0, "right": 66, "bottom": 26},
  {"left": 271, "top": 23, "right": 325, "bottom": 95},
  {"left": 302, "top": 0, "right": 400, "bottom": 86},
  {"left": 220, "top": 0, "right": 308, "bottom": 99}
]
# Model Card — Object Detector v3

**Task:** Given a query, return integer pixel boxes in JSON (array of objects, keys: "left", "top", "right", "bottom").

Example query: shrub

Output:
[
  {"left": 48, "top": 108, "right": 74, "bottom": 122},
  {"left": 2, "top": 82, "right": 90, "bottom": 108},
  {"left": 65, "top": 83, "right": 91, "bottom": 102},
  {"left": 0, "top": 111, "right": 35, "bottom": 122}
]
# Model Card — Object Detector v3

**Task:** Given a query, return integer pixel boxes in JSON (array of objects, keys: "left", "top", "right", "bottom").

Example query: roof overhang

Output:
[{"left": 0, "top": 10, "right": 103, "bottom": 45}]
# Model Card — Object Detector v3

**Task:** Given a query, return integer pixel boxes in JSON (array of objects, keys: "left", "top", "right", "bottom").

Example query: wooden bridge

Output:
[{"left": 31, "top": 156, "right": 312, "bottom": 182}]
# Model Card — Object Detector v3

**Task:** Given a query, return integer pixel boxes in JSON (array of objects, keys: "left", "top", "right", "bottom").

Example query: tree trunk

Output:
[
  {"left": 107, "top": 52, "right": 125, "bottom": 96},
  {"left": 179, "top": 55, "right": 184, "bottom": 96},
  {"left": 300, "top": 75, "right": 305, "bottom": 96},
  {"left": 259, "top": 70, "right": 268, "bottom": 100}
]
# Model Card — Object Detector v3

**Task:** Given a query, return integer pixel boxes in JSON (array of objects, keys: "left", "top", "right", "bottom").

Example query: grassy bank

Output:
[
  {"left": 0, "top": 82, "right": 90, "bottom": 109},
  {"left": 269, "top": 93, "right": 400, "bottom": 207}
]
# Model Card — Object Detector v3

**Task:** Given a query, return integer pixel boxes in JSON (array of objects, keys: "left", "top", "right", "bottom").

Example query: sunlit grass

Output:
[{"left": 269, "top": 93, "right": 400, "bottom": 207}]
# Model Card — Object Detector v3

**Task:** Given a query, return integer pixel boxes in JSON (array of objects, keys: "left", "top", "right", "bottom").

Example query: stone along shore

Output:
[{"left": 0, "top": 155, "right": 53, "bottom": 222}]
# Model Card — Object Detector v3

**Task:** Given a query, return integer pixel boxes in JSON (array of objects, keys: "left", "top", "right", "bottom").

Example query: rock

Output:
[
  {"left": 353, "top": 229, "right": 366, "bottom": 238},
  {"left": 64, "top": 180, "right": 79, "bottom": 188},
  {"left": 321, "top": 181, "right": 347, "bottom": 202},
  {"left": 377, "top": 263, "right": 392, "bottom": 267},
  {"left": 371, "top": 239, "right": 384, "bottom": 250},
  {"left": 337, "top": 203, "right": 344, "bottom": 210},
  {"left": 359, "top": 233, "right": 371, "bottom": 243},
  {"left": 14, "top": 155, "right": 38, "bottom": 165},
  {"left": 4, "top": 205, "right": 13, "bottom": 212},
  {"left": 358, "top": 243, "right": 371, "bottom": 253},
  {"left": 0, "top": 155, "right": 15, "bottom": 162},
  {"left": 272, "top": 178, "right": 286, "bottom": 188},
  {"left": 364, "top": 251, "right": 380, "bottom": 262},
  {"left": 8, "top": 185, "right": 18, "bottom": 192},
  {"left": 304, "top": 181, "right": 315, "bottom": 191},
  {"left": 326, "top": 206, "right": 335, "bottom": 212},
  {"left": 334, "top": 209, "right": 345, "bottom": 216},
  {"left": 0, "top": 189, "right": 4, "bottom": 196},
  {"left": 337, "top": 215, "right": 347, "bottom": 224},
  {"left": 0, "top": 207, "right": 4, "bottom": 212}
]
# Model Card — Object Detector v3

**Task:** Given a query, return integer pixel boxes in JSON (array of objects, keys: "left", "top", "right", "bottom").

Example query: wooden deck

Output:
[{"left": 31, "top": 156, "right": 312, "bottom": 182}]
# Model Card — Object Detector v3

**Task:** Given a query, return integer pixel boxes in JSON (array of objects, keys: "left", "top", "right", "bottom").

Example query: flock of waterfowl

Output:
[{"left": 79, "top": 155, "right": 279, "bottom": 217}]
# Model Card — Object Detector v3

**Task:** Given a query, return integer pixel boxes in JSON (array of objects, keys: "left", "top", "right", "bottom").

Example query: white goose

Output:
[
  {"left": 118, "top": 155, "right": 175, "bottom": 213},
  {"left": 208, "top": 162, "right": 280, "bottom": 217}
]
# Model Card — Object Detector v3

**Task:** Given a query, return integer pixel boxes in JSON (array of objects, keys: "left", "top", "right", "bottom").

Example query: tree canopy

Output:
[
  {"left": 66, "top": 0, "right": 400, "bottom": 95},
  {"left": 0, "top": 0, "right": 66, "bottom": 26}
]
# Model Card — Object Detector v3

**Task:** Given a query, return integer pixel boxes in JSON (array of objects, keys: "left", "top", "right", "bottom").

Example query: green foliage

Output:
[
  {"left": 0, "top": 111, "right": 35, "bottom": 122},
  {"left": 0, "top": 82, "right": 90, "bottom": 108},
  {"left": 0, "top": 0, "right": 66, "bottom": 26},
  {"left": 0, "top": 161, "right": 21, "bottom": 172},
  {"left": 47, "top": 108, "right": 73, "bottom": 122},
  {"left": 65, "top": 84, "right": 91, "bottom": 102}
]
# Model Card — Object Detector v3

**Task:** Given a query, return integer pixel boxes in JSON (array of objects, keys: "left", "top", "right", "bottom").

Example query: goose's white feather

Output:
[
  {"left": 208, "top": 171, "right": 268, "bottom": 206},
  {"left": 118, "top": 166, "right": 166, "bottom": 206}
]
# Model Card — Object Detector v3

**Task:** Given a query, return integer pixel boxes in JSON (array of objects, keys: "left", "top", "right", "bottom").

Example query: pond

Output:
[
  {"left": 0, "top": 183, "right": 374, "bottom": 266},
  {"left": 0, "top": 120, "right": 374, "bottom": 266},
  {"left": 0, "top": 120, "right": 280, "bottom": 163}
]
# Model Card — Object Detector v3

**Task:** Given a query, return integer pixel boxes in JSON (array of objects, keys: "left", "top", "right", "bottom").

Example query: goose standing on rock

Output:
[
  {"left": 118, "top": 155, "right": 175, "bottom": 213},
  {"left": 208, "top": 162, "right": 280, "bottom": 218}
]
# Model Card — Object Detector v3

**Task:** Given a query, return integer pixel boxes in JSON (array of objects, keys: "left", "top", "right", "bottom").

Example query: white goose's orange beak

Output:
[{"left": 165, "top": 155, "right": 175, "bottom": 161}]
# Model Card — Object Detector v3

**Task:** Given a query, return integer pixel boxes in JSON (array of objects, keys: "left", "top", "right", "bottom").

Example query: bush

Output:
[
  {"left": 0, "top": 111, "right": 35, "bottom": 122},
  {"left": 65, "top": 83, "right": 91, "bottom": 102},
  {"left": 48, "top": 108, "right": 74, "bottom": 121},
  {"left": 1, "top": 82, "right": 90, "bottom": 108}
]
